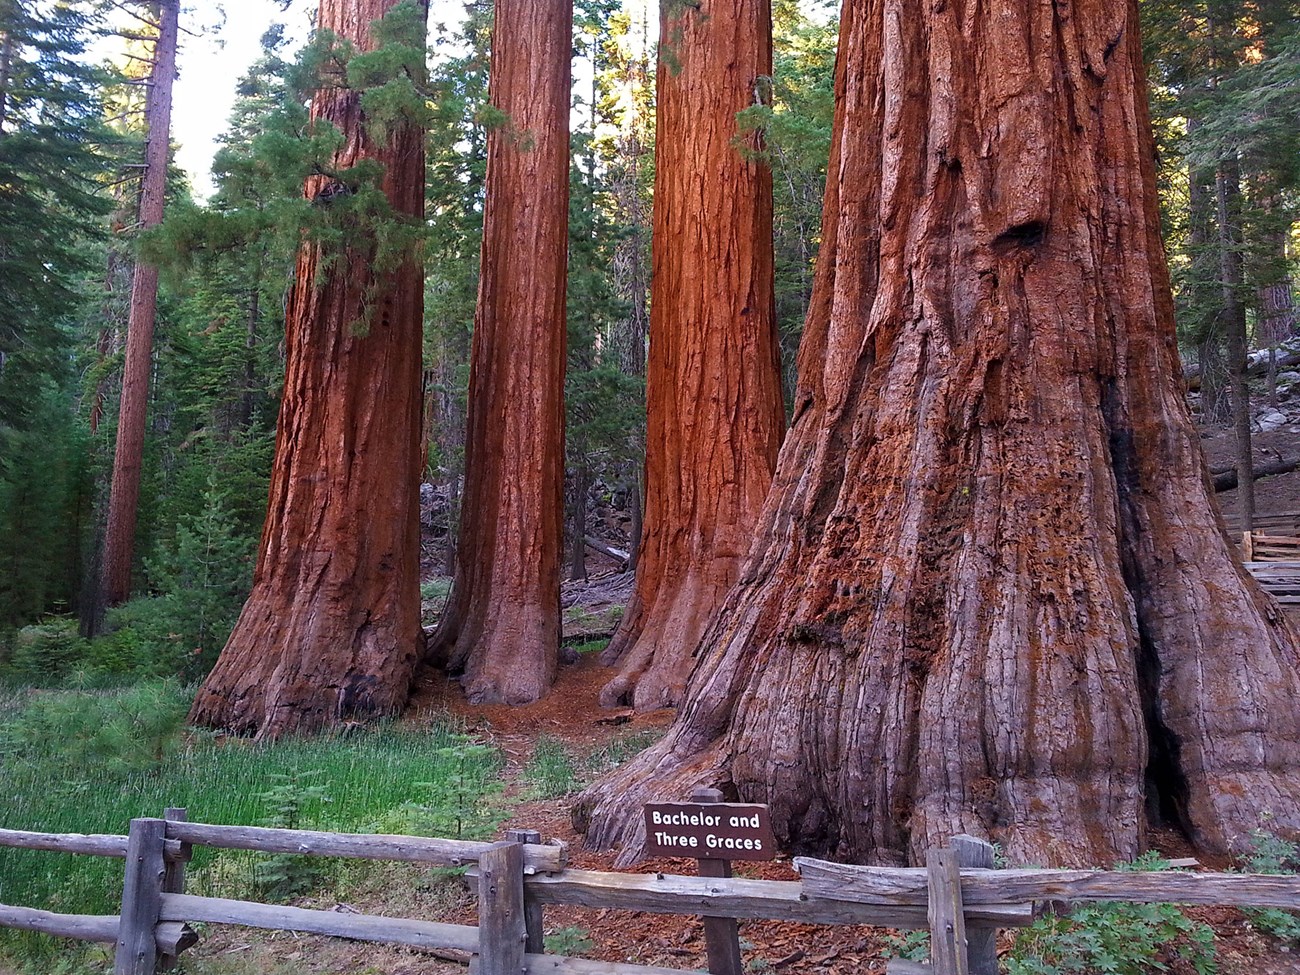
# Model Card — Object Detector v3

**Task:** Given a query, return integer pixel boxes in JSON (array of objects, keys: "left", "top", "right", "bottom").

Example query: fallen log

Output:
[
  {"left": 1185, "top": 349, "right": 1300, "bottom": 391},
  {"left": 583, "top": 535, "right": 630, "bottom": 568},
  {"left": 1214, "top": 459, "right": 1300, "bottom": 492}
]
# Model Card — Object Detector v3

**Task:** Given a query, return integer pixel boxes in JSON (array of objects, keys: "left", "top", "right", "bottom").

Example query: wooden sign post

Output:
[{"left": 644, "top": 788, "right": 776, "bottom": 975}]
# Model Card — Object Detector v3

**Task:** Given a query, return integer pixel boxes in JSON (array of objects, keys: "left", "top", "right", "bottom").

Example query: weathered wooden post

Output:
[
  {"left": 157, "top": 807, "right": 194, "bottom": 972},
  {"left": 690, "top": 788, "right": 744, "bottom": 975},
  {"left": 951, "top": 834, "right": 998, "bottom": 975},
  {"left": 927, "top": 846, "right": 970, "bottom": 975},
  {"left": 506, "top": 828, "right": 545, "bottom": 953},
  {"left": 477, "top": 840, "right": 526, "bottom": 975},
  {"left": 642, "top": 788, "right": 776, "bottom": 974},
  {"left": 115, "top": 818, "right": 165, "bottom": 975}
]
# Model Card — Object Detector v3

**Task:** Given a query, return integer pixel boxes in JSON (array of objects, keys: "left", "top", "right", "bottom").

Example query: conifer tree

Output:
[
  {"left": 191, "top": 0, "right": 431, "bottom": 738},
  {"left": 598, "top": 0, "right": 786, "bottom": 710},
  {"left": 100, "top": 0, "right": 180, "bottom": 610},
  {"left": 428, "top": 0, "right": 573, "bottom": 705},
  {"left": 0, "top": 0, "right": 110, "bottom": 624}
]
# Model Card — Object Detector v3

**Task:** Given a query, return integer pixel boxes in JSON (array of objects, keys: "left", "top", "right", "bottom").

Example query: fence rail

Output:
[{"left": 1, "top": 812, "right": 1297, "bottom": 975}]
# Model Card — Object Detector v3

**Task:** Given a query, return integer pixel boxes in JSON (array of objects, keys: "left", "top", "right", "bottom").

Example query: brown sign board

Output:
[{"left": 643, "top": 802, "right": 777, "bottom": 861}]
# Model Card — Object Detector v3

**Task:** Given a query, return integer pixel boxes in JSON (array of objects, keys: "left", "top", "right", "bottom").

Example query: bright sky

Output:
[
  {"left": 161, "top": 0, "right": 824, "bottom": 200},
  {"left": 168, "top": 0, "right": 631, "bottom": 199}
]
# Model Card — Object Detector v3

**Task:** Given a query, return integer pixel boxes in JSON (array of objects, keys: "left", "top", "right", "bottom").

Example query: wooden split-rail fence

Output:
[{"left": 2, "top": 811, "right": 1299, "bottom": 975}]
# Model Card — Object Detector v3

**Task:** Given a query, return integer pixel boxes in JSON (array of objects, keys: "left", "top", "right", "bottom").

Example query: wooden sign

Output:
[{"left": 643, "top": 802, "right": 776, "bottom": 861}]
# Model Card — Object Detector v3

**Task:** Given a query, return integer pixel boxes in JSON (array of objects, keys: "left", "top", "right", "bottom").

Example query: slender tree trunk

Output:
[
  {"left": 240, "top": 280, "right": 260, "bottom": 429},
  {"left": 1186, "top": 119, "right": 1229, "bottom": 425},
  {"left": 598, "top": 0, "right": 786, "bottom": 710},
  {"left": 1218, "top": 159, "right": 1254, "bottom": 530},
  {"left": 190, "top": 0, "right": 428, "bottom": 739},
  {"left": 100, "top": 0, "right": 178, "bottom": 608},
  {"left": 575, "top": 0, "right": 1300, "bottom": 868},
  {"left": 568, "top": 462, "right": 590, "bottom": 582},
  {"left": 427, "top": 0, "right": 571, "bottom": 704}
]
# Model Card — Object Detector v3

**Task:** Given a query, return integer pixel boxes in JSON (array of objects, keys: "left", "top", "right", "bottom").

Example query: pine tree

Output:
[{"left": 0, "top": 0, "right": 111, "bottom": 624}]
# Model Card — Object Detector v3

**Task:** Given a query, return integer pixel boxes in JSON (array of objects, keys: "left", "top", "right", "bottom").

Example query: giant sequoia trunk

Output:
[
  {"left": 599, "top": 0, "right": 786, "bottom": 710},
  {"left": 427, "top": 0, "right": 571, "bottom": 704},
  {"left": 575, "top": 0, "right": 1300, "bottom": 867},
  {"left": 100, "top": 0, "right": 177, "bottom": 608},
  {"left": 190, "top": 0, "right": 427, "bottom": 738}
]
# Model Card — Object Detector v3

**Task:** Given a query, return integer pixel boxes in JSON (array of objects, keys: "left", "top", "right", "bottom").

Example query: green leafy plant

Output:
[
  {"left": 0, "top": 679, "right": 188, "bottom": 775},
  {"left": 584, "top": 730, "right": 664, "bottom": 778},
  {"left": 1240, "top": 829, "right": 1300, "bottom": 945},
  {"left": 1008, "top": 854, "right": 1216, "bottom": 975},
  {"left": 544, "top": 925, "right": 595, "bottom": 956},
  {"left": 882, "top": 930, "right": 930, "bottom": 963},
  {"left": 3, "top": 618, "right": 88, "bottom": 686}
]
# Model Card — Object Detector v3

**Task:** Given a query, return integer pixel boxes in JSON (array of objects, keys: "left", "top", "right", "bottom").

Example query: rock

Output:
[{"left": 1256, "top": 409, "right": 1289, "bottom": 432}]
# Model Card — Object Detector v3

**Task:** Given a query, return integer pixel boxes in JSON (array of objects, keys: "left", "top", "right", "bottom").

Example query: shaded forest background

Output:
[{"left": 0, "top": 0, "right": 1297, "bottom": 686}]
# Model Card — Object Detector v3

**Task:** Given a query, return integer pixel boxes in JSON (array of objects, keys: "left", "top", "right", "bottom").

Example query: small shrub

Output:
[
  {"left": 1008, "top": 854, "right": 1216, "bottom": 975},
  {"left": 882, "top": 930, "right": 930, "bottom": 963},
  {"left": 4, "top": 618, "right": 87, "bottom": 685},
  {"left": 0, "top": 679, "right": 188, "bottom": 776},
  {"left": 366, "top": 742, "right": 507, "bottom": 839},
  {"left": 143, "top": 479, "right": 254, "bottom": 680},
  {"left": 565, "top": 638, "right": 608, "bottom": 655},
  {"left": 1241, "top": 829, "right": 1300, "bottom": 945},
  {"left": 545, "top": 925, "right": 595, "bottom": 956},
  {"left": 253, "top": 771, "right": 333, "bottom": 900}
]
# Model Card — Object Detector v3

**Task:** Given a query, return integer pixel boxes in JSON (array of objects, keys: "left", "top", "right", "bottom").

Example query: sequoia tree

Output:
[
  {"left": 598, "top": 0, "right": 786, "bottom": 710},
  {"left": 100, "top": 0, "right": 178, "bottom": 608},
  {"left": 576, "top": 0, "right": 1300, "bottom": 867},
  {"left": 190, "top": 0, "right": 428, "bottom": 738},
  {"left": 428, "top": 0, "right": 571, "bottom": 704}
]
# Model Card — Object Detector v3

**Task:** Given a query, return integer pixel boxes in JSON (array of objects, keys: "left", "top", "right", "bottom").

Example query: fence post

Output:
[
  {"left": 478, "top": 840, "right": 526, "bottom": 975},
  {"left": 158, "top": 808, "right": 193, "bottom": 972},
  {"left": 927, "top": 847, "right": 970, "bottom": 975},
  {"left": 506, "top": 828, "right": 545, "bottom": 954},
  {"left": 691, "top": 787, "right": 745, "bottom": 975},
  {"left": 951, "top": 835, "right": 998, "bottom": 975},
  {"left": 115, "top": 818, "right": 166, "bottom": 975}
]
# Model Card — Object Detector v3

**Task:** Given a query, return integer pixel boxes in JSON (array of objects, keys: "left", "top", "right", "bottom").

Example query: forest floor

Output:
[
  {"left": 167, "top": 639, "right": 1300, "bottom": 975},
  {"left": 1205, "top": 424, "right": 1300, "bottom": 527}
]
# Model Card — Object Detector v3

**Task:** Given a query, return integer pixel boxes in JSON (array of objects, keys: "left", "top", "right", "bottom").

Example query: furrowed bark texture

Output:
[
  {"left": 575, "top": 0, "right": 1300, "bottom": 867},
  {"left": 101, "top": 0, "right": 177, "bottom": 607},
  {"left": 428, "top": 0, "right": 571, "bottom": 704},
  {"left": 190, "top": 0, "right": 427, "bottom": 738},
  {"left": 599, "top": 0, "right": 786, "bottom": 710}
]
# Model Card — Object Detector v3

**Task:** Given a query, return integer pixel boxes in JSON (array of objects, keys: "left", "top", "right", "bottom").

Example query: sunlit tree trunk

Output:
[
  {"left": 599, "top": 0, "right": 786, "bottom": 710},
  {"left": 576, "top": 0, "right": 1300, "bottom": 867},
  {"left": 100, "top": 0, "right": 177, "bottom": 607},
  {"left": 190, "top": 0, "right": 428, "bottom": 738},
  {"left": 428, "top": 0, "right": 571, "bottom": 704}
]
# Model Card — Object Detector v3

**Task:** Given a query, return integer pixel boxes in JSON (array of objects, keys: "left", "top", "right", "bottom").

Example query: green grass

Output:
[
  {"left": 0, "top": 700, "right": 503, "bottom": 963},
  {"left": 525, "top": 736, "right": 581, "bottom": 798}
]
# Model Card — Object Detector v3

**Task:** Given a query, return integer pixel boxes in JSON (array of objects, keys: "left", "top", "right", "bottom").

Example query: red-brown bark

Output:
[
  {"left": 189, "top": 0, "right": 427, "bottom": 739},
  {"left": 575, "top": 0, "right": 1300, "bottom": 867},
  {"left": 100, "top": 0, "right": 177, "bottom": 607},
  {"left": 598, "top": 0, "right": 786, "bottom": 711},
  {"left": 427, "top": 0, "right": 571, "bottom": 704}
]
